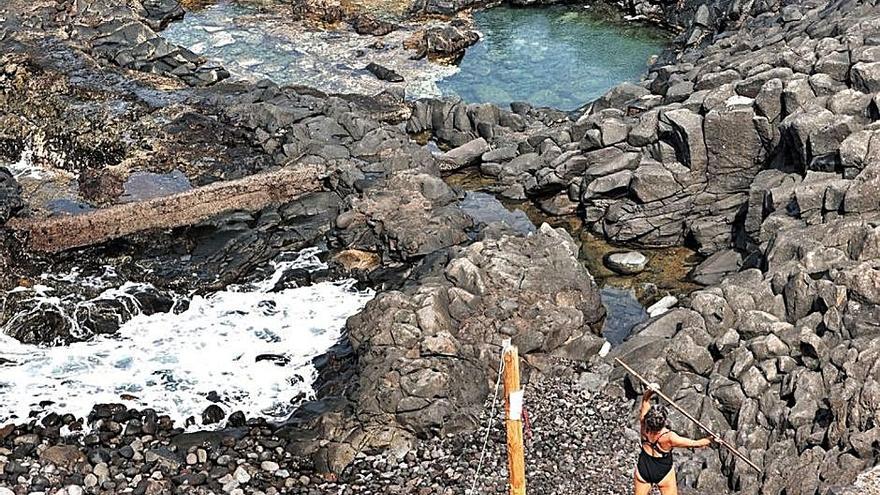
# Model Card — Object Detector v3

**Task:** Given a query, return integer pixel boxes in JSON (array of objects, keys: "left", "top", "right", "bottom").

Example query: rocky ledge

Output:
[{"left": 288, "top": 221, "right": 605, "bottom": 473}]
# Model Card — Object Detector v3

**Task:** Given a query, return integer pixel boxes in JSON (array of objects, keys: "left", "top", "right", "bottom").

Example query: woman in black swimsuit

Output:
[{"left": 634, "top": 383, "right": 714, "bottom": 495}]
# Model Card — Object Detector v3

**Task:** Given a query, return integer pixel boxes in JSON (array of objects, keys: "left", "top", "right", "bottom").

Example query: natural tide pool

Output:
[
  {"left": 161, "top": 2, "right": 667, "bottom": 109},
  {"left": 438, "top": 6, "right": 669, "bottom": 110}
]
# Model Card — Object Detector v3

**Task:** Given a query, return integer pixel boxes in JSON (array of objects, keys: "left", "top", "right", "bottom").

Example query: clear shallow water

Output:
[
  {"left": 162, "top": 1, "right": 457, "bottom": 98},
  {"left": 0, "top": 249, "right": 373, "bottom": 426},
  {"left": 459, "top": 191, "right": 536, "bottom": 234},
  {"left": 161, "top": 2, "right": 665, "bottom": 108},
  {"left": 600, "top": 286, "right": 648, "bottom": 345},
  {"left": 438, "top": 6, "right": 667, "bottom": 110},
  {"left": 120, "top": 170, "right": 192, "bottom": 203}
]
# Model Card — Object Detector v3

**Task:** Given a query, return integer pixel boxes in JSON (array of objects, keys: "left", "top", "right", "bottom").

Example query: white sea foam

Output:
[
  {"left": 0, "top": 249, "right": 373, "bottom": 427},
  {"left": 5, "top": 146, "right": 45, "bottom": 180}
]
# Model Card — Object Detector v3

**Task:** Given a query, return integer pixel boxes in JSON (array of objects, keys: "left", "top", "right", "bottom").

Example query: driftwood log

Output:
[{"left": 7, "top": 164, "right": 326, "bottom": 253}]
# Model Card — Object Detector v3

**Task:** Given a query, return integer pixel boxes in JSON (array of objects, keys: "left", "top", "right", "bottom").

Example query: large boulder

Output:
[
  {"left": 660, "top": 108, "right": 708, "bottom": 179},
  {"left": 334, "top": 171, "right": 472, "bottom": 260},
  {"left": 405, "top": 25, "right": 480, "bottom": 63},
  {"left": 703, "top": 108, "right": 766, "bottom": 194},
  {"left": 300, "top": 225, "right": 605, "bottom": 472},
  {"left": 437, "top": 137, "right": 489, "bottom": 171},
  {"left": 851, "top": 62, "right": 880, "bottom": 93}
]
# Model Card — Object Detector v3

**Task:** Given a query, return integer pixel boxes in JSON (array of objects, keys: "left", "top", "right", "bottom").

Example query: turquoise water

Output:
[{"left": 439, "top": 6, "right": 667, "bottom": 110}]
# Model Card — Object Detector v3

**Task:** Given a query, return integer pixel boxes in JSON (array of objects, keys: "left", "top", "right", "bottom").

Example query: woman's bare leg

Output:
[
  {"left": 634, "top": 469, "right": 653, "bottom": 495},
  {"left": 657, "top": 467, "right": 679, "bottom": 495}
]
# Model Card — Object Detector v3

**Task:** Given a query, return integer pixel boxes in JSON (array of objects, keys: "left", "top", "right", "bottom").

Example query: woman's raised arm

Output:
[
  {"left": 639, "top": 385, "right": 656, "bottom": 422},
  {"left": 668, "top": 431, "right": 713, "bottom": 449}
]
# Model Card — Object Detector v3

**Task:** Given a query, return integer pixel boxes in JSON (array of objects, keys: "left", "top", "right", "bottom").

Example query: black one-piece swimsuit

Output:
[{"left": 637, "top": 431, "right": 674, "bottom": 484}]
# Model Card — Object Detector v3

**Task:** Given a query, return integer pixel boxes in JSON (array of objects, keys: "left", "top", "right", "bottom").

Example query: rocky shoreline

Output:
[
  {"left": 1, "top": 0, "right": 879, "bottom": 493},
  {"left": 0, "top": 365, "right": 645, "bottom": 495}
]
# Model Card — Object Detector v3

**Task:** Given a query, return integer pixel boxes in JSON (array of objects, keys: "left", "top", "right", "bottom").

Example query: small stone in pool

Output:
[{"left": 604, "top": 251, "right": 649, "bottom": 275}]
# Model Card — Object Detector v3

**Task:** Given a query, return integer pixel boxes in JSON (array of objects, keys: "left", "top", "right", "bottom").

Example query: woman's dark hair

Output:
[{"left": 645, "top": 404, "right": 668, "bottom": 432}]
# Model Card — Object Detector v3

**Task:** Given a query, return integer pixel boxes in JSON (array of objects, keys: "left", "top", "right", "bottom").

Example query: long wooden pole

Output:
[
  {"left": 614, "top": 357, "right": 763, "bottom": 475},
  {"left": 503, "top": 345, "right": 526, "bottom": 495}
]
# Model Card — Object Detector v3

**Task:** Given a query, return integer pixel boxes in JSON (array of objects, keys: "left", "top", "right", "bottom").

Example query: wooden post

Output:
[{"left": 503, "top": 345, "right": 526, "bottom": 495}]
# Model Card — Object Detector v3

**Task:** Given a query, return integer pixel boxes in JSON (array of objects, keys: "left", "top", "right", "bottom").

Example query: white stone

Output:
[
  {"left": 234, "top": 465, "right": 251, "bottom": 484},
  {"left": 93, "top": 462, "right": 110, "bottom": 482},
  {"left": 83, "top": 474, "right": 98, "bottom": 488},
  {"left": 261, "top": 461, "right": 279, "bottom": 472},
  {"left": 647, "top": 295, "right": 679, "bottom": 317},
  {"left": 598, "top": 340, "right": 612, "bottom": 358},
  {"left": 725, "top": 95, "right": 754, "bottom": 108},
  {"left": 66, "top": 486, "right": 84, "bottom": 495},
  {"left": 604, "top": 251, "right": 648, "bottom": 275}
]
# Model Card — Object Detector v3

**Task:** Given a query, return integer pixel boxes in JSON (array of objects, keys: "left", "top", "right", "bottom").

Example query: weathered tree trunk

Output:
[{"left": 7, "top": 164, "right": 326, "bottom": 253}]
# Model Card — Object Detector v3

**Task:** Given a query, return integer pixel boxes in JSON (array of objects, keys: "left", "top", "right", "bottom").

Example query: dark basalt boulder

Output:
[
  {"left": 350, "top": 13, "right": 397, "bottom": 36},
  {"left": 287, "top": 0, "right": 345, "bottom": 24},
  {"left": 291, "top": 224, "right": 605, "bottom": 473},
  {"left": 416, "top": 0, "right": 479, "bottom": 16},
  {"left": 0, "top": 280, "right": 175, "bottom": 345},
  {"left": 689, "top": 248, "right": 743, "bottom": 285},
  {"left": 201, "top": 404, "right": 226, "bottom": 425},
  {"left": 332, "top": 171, "right": 471, "bottom": 260},
  {"left": 62, "top": 0, "right": 229, "bottom": 86},
  {"left": 138, "top": 0, "right": 185, "bottom": 31},
  {"left": 365, "top": 62, "right": 404, "bottom": 83},
  {"left": 0, "top": 167, "right": 23, "bottom": 224},
  {"left": 405, "top": 24, "right": 479, "bottom": 64}
]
